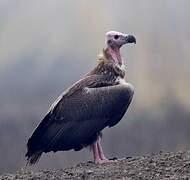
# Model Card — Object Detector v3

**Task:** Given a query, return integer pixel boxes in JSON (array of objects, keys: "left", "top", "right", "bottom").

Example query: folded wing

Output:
[{"left": 26, "top": 75, "right": 134, "bottom": 164}]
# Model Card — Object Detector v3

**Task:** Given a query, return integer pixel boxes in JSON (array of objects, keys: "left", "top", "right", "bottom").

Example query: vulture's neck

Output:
[
  {"left": 102, "top": 46, "right": 123, "bottom": 65},
  {"left": 99, "top": 46, "right": 125, "bottom": 71},
  {"left": 88, "top": 48, "right": 126, "bottom": 78}
]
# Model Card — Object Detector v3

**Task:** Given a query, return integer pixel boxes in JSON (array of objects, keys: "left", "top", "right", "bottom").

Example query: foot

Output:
[{"left": 94, "top": 158, "right": 115, "bottom": 164}]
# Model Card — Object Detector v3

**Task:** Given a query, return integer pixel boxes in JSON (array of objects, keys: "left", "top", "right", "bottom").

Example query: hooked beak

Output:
[{"left": 125, "top": 35, "right": 136, "bottom": 44}]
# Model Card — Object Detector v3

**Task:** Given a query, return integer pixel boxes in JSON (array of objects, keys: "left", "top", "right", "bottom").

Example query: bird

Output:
[{"left": 26, "top": 31, "right": 136, "bottom": 165}]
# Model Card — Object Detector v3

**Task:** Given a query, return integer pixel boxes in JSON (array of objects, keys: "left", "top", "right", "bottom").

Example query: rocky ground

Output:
[{"left": 1, "top": 151, "right": 190, "bottom": 180}]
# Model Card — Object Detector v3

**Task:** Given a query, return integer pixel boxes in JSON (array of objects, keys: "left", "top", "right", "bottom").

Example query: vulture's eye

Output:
[{"left": 114, "top": 35, "right": 119, "bottom": 40}]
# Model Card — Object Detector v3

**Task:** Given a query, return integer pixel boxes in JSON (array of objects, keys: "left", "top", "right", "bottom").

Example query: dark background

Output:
[{"left": 0, "top": 0, "right": 190, "bottom": 174}]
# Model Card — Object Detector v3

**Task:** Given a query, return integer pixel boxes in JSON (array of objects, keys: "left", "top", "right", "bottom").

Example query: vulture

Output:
[{"left": 26, "top": 31, "right": 136, "bottom": 165}]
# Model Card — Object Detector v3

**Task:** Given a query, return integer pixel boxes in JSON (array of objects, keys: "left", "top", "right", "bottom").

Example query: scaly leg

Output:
[
  {"left": 97, "top": 136, "right": 108, "bottom": 160},
  {"left": 92, "top": 141, "right": 101, "bottom": 164},
  {"left": 91, "top": 136, "right": 114, "bottom": 164}
]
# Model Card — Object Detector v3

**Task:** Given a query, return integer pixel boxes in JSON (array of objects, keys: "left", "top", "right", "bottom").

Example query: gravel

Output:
[{"left": 1, "top": 151, "right": 190, "bottom": 180}]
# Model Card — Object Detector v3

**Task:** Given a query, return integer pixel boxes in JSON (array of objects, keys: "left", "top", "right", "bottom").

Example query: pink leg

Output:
[
  {"left": 97, "top": 136, "right": 108, "bottom": 160},
  {"left": 91, "top": 136, "right": 115, "bottom": 164},
  {"left": 92, "top": 142, "right": 100, "bottom": 163}
]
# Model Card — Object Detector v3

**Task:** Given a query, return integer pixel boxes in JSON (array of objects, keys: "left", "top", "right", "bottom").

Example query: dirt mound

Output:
[{"left": 1, "top": 151, "right": 190, "bottom": 179}]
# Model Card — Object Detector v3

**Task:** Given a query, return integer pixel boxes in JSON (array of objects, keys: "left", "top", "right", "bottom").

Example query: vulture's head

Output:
[
  {"left": 106, "top": 31, "right": 136, "bottom": 48},
  {"left": 104, "top": 31, "right": 136, "bottom": 64}
]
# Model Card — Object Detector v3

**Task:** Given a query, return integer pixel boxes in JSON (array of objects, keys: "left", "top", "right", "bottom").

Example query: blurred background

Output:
[{"left": 0, "top": 0, "right": 190, "bottom": 174}]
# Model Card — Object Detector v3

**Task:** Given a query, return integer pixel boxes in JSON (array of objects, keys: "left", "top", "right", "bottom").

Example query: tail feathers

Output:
[
  {"left": 25, "top": 151, "right": 43, "bottom": 166},
  {"left": 25, "top": 113, "right": 52, "bottom": 166}
]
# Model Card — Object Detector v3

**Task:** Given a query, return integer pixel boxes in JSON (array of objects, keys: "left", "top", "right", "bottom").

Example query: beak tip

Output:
[{"left": 126, "top": 35, "right": 136, "bottom": 44}]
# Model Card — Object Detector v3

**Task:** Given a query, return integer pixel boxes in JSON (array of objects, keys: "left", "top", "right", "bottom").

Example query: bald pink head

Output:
[
  {"left": 105, "top": 31, "right": 136, "bottom": 65},
  {"left": 105, "top": 31, "right": 136, "bottom": 48}
]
